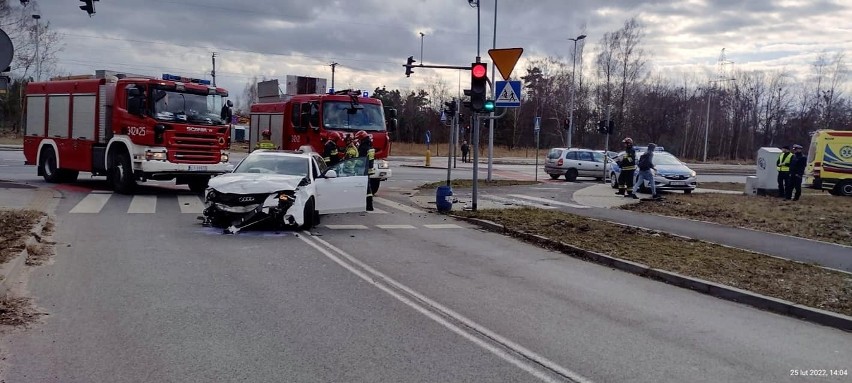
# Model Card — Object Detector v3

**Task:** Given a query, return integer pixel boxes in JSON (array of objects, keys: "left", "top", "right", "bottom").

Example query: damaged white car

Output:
[{"left": 202, "top": 150, "right": 368, "bottom": 234}]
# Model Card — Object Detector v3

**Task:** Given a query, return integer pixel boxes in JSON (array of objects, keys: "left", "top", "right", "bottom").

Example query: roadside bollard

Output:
[{"left": 425, "top": 150, "right": 431, "bottom": 167}]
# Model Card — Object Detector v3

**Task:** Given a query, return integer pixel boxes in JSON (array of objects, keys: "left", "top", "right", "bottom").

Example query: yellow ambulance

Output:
[{"left": 803, "top": 130, "right": 852, "bottom": 196}]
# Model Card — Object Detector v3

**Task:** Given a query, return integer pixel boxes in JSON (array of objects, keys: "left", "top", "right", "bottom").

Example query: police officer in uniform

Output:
[
  {"left": 776, "top": 145, "right": 792, "bottom": 198},
  {"left": 787, "top": 144, "right": 806, "bottom": 201},
  {"left": 616, "top": 137, "right": 637, "bottom": 196}
]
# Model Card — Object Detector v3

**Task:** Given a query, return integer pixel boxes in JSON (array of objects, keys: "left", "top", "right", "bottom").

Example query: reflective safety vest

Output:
[
  {"left": 367, "top": 148, "right": 376, "bottom": 175},
  {"left": 777, "top": 152, "right": 792, "bottom": 172},
  {"left": 344, "top": 145, "right": 358, "bottom": 159},
  {"left": 256, "top": 140, "right": 276, "bottom": 150}
]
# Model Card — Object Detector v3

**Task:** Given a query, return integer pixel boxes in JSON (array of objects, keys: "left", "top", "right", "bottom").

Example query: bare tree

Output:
[{"left": 614, "top": 16, "right": 647, "bottom": 138}]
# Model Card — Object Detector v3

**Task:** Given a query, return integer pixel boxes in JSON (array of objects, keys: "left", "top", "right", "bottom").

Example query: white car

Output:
[
  {"left": 202, "top": 150, "right": 368, "bottom": 233},
  {"left": 544, "top": 148, "right": 612, "bottom": 181}
]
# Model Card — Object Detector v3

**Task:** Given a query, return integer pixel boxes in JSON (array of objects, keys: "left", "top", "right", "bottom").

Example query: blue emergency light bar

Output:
[{"left": 162, "top": 74, "right": 212, "bottom": 86}]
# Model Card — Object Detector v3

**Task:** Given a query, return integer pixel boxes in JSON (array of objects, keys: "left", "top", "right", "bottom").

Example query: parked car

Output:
[
  {"left": 202, "top": 150, "right": 368, "bottom": 233},
  {"left": 544, "top": 148, "right": 611, "bottom": 181},
  {"left": 609, "top": 150, "right": 697, "bottom": 193}
]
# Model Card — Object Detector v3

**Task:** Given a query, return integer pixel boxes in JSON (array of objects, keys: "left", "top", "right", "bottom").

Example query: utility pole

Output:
[
  {"left": 567, "top": 34, "right": 586, "bottom": 148},
  {"left": 487, "top": 0, "right": 498, "bottom": 182},
  {"left": 211, "top": 52, "right": 216, "bottom": 86},
  {"left": 329, "top": 62, "right": 338, "bottom": 91},
  {"left": 703, "top": 48, "right": 735, "bottom": 162},
  {"left": 419, "top": 33, "right": 425, "bottom": 64},
  {"left": 32, "top": 14, "right": 41, "bottom": 81}
]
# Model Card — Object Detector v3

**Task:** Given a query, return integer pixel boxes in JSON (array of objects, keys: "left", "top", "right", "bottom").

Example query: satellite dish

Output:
[{"left": 0, "top": 28, "right": 12, "bottom": 73}]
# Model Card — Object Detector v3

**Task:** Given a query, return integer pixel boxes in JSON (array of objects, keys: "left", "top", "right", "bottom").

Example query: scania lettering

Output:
[{"left": 22, "top": 72, "right": 234, "bottom": 194}]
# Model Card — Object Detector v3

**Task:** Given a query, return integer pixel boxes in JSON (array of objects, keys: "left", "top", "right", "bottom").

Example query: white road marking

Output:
[
  {"left": 90, "top": 190, "right": 113, "bottom": 194},
  {"left": 367, "top": 208, "right": 389, "bottom": 214},
  {"left": 299, "top": 234, "right": 593, "bottom": 383},
  {"left": 423, "top": 224, "right": 463, "bottom": 229},
  {"left": 374, "top": 197, "right": 425, "bottom": 214},
  {"left": 177, "top": 195, "right": 205, "bottom": 214},
  {"left": 376, "top": 224, "right": 417, "bottom": 229},
  {"left": 508, "top": 194, "right": 590, "bottom": 209},
  {"left": 483, "top": 195, "right": 558, "bottom": 209},
  {"left": 127, "top": 195, "right": 157, "bottom": 214},
  {"left": 324, "top": 224, "right": 369, "bottom": 230},
  {"left": 69, "top": 193, "right": 112, "bottom": 214}
]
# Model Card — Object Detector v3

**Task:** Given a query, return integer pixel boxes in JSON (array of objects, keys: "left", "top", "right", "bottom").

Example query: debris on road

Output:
[
  {"left": 0, "top": 210, "right": 45, "bottom": 265},
  {"left": 417, "top": 179, "right": 540, "bottom": 190},
  {"left": 0, "top": 295, "right": 43, "bottom": 328}
]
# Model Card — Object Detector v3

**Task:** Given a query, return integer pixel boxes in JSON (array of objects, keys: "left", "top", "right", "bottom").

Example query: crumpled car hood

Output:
[{"left": 208, "top": 173, "right": 305, "bottom": 194}]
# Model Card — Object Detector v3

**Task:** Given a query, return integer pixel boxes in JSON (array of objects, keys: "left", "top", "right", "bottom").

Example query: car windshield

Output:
[
  {"left": 547, "top": 149, "right": 563, "bottom": 160},
  {"left": 233, "top": 155, "right": 308, "bottom": 177},
  {"left": 152, "top": 89, "right": 225, "bottom": 125},
  {"left": 322, "top": 101, "right": 386, "bottom": 132},
  {"left": 649, "top": 153, "right": 683, "bottom": 166}
]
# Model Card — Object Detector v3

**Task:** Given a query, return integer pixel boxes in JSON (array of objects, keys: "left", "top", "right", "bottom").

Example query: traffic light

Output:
[
  {"left": 470, "top": 62, "right": 487, "bottom": 112},
  {"left": 597, "top": 120, "right": 607, "bottom": 134},
  {"left": 79, "top": 0, "right": 97, "bottom": 16},
  {"left": 483, "top": 100, "right": 495, "bottom": 112},
  {"left": 444, "top": 100, "right": 457, "bottom": 116},
  {"left": 405, "top": 56, "right": 416, "bottom": 77},
  {"left": 563, "top": 119, "right": 570, "bottom": 130}
]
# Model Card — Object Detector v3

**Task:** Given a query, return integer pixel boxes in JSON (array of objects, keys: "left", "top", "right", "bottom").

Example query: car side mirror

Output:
[{"left": 324, "top": 169, "right": 338, "bottom": 178}]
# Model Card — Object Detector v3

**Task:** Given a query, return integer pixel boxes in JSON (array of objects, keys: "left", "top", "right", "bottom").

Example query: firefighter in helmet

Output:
[
  {"left": 322, "top": 131, "right": 344, "bottom": 166},
  {"left": 343, "top": 134, "right": 359, "bottom": 159},
  {"left": 616, "top": 137, "right": 637, "bottom": 195},
  {"left": 255, "top": 130, "right": 276, "bottom": 151},
  {"left": 355, "top": 130, "right": 376, "bottom": 211}
]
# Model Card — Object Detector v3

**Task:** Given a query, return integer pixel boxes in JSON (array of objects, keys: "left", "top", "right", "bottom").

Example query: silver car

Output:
[
  {"left": 610, "top": 150, "right": 698, "bottom": 193},
  {"left": 544, "top": 148, "right": 611, "bottom": 181}
]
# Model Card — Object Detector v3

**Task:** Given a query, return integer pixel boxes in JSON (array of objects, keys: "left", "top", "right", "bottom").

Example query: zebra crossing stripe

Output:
[
  {"left": 324, "top": 225, "right": 369, "bottom": 230},
  {"left": 482, "top": 195, "right": 558, "bottom": 209},
  {"left": 367, "top": 208, "right": 389, "bottom": 214},
  {"left": 374, "top": 197, "right": 425, "bottom": 214},
  {"left": 507, "top": 194, "right": 589, "bottom": 209},
  {"left": 128, "top": 195, "right": 157, "bottom": 214},
  {"left": 424, "top": 224, "right": 463, "bottom": 229},
  {"left": 376, "top": 224, "right": 417, "bottom": 229},
  {"left": 69, "top": 193, "right": 112, "bottom": 214},
  {"left": 177, "top": 195, "right": 205, "bottom": 214}
]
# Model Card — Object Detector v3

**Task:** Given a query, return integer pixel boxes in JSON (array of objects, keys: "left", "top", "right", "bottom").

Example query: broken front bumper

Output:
[{"left": 202, "top": 190, "right": 307, "bottom": 233}]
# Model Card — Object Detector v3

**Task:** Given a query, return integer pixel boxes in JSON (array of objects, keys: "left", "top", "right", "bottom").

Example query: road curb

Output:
[
  {"left": 0, "top": 215, "right": 49, "bottom": 296},
  {"left": 452, "top": 214, "right": 852, "bottom": 332}
]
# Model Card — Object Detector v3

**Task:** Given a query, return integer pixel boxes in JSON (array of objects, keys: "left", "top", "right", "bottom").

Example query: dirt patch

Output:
[
  {"left": 620, "top": 193, "right": 851, "bottom": 246},
  {"left": 417, "top": 179, "right": 540, "bottom": 190},
  {"left": 0, "top": 210, "right": 45, "bottom": 265},
  {"left": 456, "top": 207, "right": 852, "bottom": 316},
  {"left": 0, "top": 133, "right": 22, "bottom": 146},
  {"left": 0, "top": 295, "right": 43, "bottom": 327}
]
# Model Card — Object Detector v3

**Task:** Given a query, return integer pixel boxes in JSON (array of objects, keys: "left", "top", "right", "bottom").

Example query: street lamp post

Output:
[
  {"left": 567, "top": 34, "right": 586, "bottom": 148},
  {"left": 32, "top": 14, "right": 41, "bottom": 81},
  {"left": 419, "top": 32, "right": 425, "bottom": 64}
]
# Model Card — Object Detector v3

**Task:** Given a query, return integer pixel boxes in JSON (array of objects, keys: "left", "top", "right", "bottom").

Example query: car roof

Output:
[{"left": 248, "top": 150, "right": 313, "bottom": 159}]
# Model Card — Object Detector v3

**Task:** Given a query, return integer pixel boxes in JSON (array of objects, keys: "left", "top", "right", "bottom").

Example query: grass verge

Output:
[
  {"left": 417, "top": 179, "right": 540, "bottom": 190},
  {"left": 456, "top": 207, "right": 852, "bottom": 316},
  {"left": 620, "top": 193, "right": 851, "bottom": 246},
  {"left": 0, "top": 210, "right": 45, "bottom": 265},
  {"left": 0, "top": 135, "right": 23, "bottom": 145},
  {"left": 0, "top": 295, "right": 42, "bottom": 327},
  {"left": 700, "top": 182, "right": 821, "bottom": 194}
]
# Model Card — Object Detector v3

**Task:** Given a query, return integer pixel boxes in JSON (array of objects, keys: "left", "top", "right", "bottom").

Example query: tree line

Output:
[{"left": 372, "top": 17, "right": 850, "bottom": 161}]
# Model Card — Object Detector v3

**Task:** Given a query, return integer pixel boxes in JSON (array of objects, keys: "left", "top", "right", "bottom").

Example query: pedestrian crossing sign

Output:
[{"left": 495, "top": 81, "right": 521, "bottom": 108}]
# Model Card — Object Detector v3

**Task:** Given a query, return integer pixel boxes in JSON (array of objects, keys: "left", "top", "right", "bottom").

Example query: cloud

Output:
[{"left": 25, "top": 0, "right": 852, "bottom": 100}]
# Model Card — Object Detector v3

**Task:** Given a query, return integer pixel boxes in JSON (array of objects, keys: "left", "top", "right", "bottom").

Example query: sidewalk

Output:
[
  {"left": 409, "top": 183, "right": 852, "bottom": 272},
  {"left": 0, "top": 144, "right": 23, "bottom": 151}
]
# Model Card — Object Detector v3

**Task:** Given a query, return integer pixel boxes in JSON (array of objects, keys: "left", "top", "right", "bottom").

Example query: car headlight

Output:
[
  {"left": 144, "top": 150, "right": 167, "bottom": 161},
  {"left": 378, "top": 160, "right": 389, "bottom": 169},
  {"left": 220, "top": 153, "right": 229, "bottom": 163},
  {"left": 690, "top": 170, "right": 696, "bottom": 177}
]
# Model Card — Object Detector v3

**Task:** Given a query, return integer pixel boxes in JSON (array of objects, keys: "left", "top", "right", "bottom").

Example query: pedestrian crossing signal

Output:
[
  {"left": 483, "top": 100, "right": 495, "bottom": 112},
  {"left": 470, "top": 62, "right": 488, "bottom": 112}
]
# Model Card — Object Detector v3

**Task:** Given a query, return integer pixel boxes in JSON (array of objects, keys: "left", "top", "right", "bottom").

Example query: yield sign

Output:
[{"left": 488, "top": 48, "right": 524, "bottom": 81}]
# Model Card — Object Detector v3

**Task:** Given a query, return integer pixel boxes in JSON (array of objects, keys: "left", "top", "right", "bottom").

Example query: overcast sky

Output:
[{"left": 27, "top": 0, "right": 852, "bottom": 102}]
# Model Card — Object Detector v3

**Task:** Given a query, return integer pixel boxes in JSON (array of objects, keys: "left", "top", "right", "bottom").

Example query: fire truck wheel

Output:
[
  {"left": 110, "top": 151, "right": 136, "bottom": 194},
  {"left": 300, "top": 198, "right": 316, "bottom": 230},
  {"left": 188, "top": 177, "right": 210, "bottom": 194},
  {"left": 40, "top": 148, "right": 61, "bottom": 183},
  {"left": 369, "top": 179, "right": 381, "bottom": 194}
]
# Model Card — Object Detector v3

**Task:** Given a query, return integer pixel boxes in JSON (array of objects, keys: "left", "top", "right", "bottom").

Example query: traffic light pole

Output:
[
  {"left": 603, "top": 104, "right": 612, "bottom": 182},
  {"left": 446, "top": 98, "right": 458, "bottom": 187},
  {"left": 470, "top": 107, "right": 509, "bottom": 211}
]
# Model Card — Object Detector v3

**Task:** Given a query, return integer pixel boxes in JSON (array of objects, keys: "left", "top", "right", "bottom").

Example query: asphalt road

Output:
[{"left": 1, "top": 150, "right": 850, "bottom": 382}]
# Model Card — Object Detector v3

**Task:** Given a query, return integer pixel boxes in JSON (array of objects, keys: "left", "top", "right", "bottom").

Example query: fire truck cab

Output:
[
  {"left": 249, "top": 90, "right": 397, "bottom": 193},
  {"left": 23, "top": 72, "right": 234, "bottom": 194}
]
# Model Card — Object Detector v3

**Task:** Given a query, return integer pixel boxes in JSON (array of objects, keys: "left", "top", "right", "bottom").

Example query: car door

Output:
[
  {"left": 314, "top": 157, "right": 368, "bottom": 214},
  {"left": 564, "top": 150, "right": 579, "bottom": 171}
]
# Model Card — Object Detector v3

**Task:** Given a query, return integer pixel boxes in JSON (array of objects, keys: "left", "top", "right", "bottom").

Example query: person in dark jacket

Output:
[
  {"left": 787, "top": 144, "right": 806, "bottom": 201},
  {"left": 461, "top": 141, "right": 470, "bottom": 163},
  {"left": 220, "top": 100, "right": 233, "bottom": 122},
  {"left": 616, "top": 137, "right": 636, "bottom": 195}
]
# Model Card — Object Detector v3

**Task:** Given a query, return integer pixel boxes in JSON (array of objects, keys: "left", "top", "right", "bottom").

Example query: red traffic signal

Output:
[{"left": 471, "top": 63, "right": 487, "bottom": 79}]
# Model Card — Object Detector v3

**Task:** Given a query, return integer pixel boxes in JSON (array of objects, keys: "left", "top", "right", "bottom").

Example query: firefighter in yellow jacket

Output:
[
  {"left": 616, "top": 137, "right": 637, "bottom": 195},
  {"left": 776, "top": 145, "right": 792, "bottom": 198},
  {"left": 254, "top": 130, "right": 276, "bottom": 151}
]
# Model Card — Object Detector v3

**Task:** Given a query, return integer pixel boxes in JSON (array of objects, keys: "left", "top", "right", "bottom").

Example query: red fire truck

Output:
[
  {"left": 22, "top": 72, "right": 234, "bottom": 194},
  {"left": 249, "top": 89, "right": 397, "bottom": 192}
]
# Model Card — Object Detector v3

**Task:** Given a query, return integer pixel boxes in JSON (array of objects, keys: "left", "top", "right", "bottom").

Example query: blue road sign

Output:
[
  {"left": 495, "top": 80, "right": 521, "bottom": 108},
  {"left": 425, "top": 130, "right": 432, "bottom": 144},
  {"left": 534, "top": 116, "right": 541, "bottom": 133}
]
